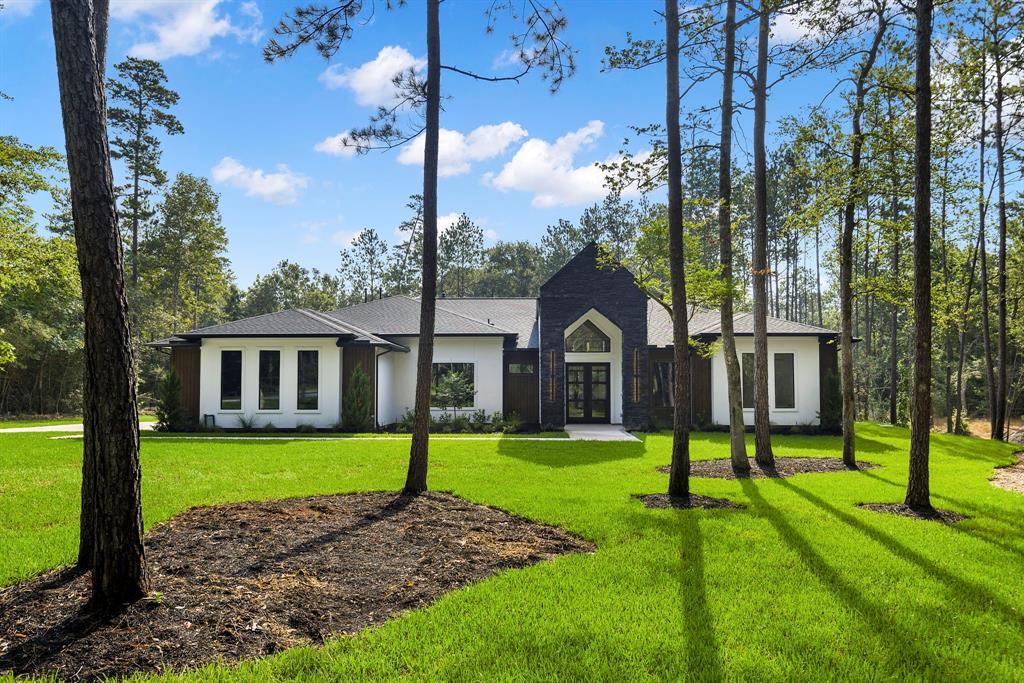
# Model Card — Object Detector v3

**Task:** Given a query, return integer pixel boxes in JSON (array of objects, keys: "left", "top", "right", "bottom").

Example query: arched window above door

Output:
[{"left": 566, "top": 320, "right": 611, "bottom": 353}]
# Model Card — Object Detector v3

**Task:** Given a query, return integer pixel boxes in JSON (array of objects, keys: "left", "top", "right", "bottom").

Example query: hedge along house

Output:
[{"left": 151, "top": 243, "right": 840, "bottom": 431}]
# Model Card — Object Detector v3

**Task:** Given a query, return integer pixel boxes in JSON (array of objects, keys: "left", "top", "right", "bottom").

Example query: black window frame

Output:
[
  {"left": 741, "top": 352, "right": 754, "bottom": 410},
  {"left": 296, "top": 350, "right": 319, "bottom": 411},
  {"left": 258, "top": 349, "right": 281, "bottom": 411},
  {"left": 774, "top": 352, "right": 796, "bottom": 409},
  {"left": 565, "top": 320, "right": 611, "bottom": 353},
  {"left": 220, "top": 349, "right": 243, "bottom": 411},
  {"left": 431, "top": 362, "right": 475, "bottom": 407}
]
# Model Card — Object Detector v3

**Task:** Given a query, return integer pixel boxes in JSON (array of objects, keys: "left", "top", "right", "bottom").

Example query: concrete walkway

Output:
[
  {"left": 0, "top": 421, "right": 157, "bottom": 434},
  {"left": 564, "top": 424, "right": 640, "bottom": 442}
]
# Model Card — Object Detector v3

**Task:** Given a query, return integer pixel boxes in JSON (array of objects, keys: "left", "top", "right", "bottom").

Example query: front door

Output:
[{"left": 566, "top": 363, "right": 610, "bottom": 423}]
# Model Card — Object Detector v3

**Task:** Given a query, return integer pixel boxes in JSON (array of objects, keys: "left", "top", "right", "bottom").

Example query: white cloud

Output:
[
  {"left": 483, "top": 228, "right": 499, "bottom": 241},
  {"left": 0, "top": 0, "right": 39, "bottom": 20},
  {"left": 211, "top": 156, "right": 308, "bottom": 204},
  {"left": 437, "top": 212, "right": 462, "bottom": 234},
  {"left": 319, "top": 45, "right": 425, "bottom": 107},
  {"left": 485, "top": 120, "right": 641, "bottom": 208},
  {"left": 397, "top": 122, "right": 528, "bottom": 177},
  {"left": 314, "top": 132, "right": 358, "bottom": 158},
  {"left": 331, "top": 231, "right": 359, "bottom": 247},
  {"left": 110, "top": 0, "right": 263, "bottom": 60}
]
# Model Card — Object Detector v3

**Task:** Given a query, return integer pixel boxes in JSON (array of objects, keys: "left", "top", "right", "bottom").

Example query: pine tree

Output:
[{"left": 342, "top": 366, "right": 374, "bottom": 432}]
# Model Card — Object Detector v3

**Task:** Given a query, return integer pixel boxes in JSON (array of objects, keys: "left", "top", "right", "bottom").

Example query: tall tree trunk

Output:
[
  {"left": 977, "top": 53, "right": 997, "bottom": 436},
  {"left": 954, "top": 232, "right": 981, "bottom": 433},
  {"left": 665, "top": 0, "right": 691, "bottom": 497},
  {"left": 50, "top": 0, "right": 149, "bottom": 606},
  {"left": 815, "top": 221, "right": 823, "bottom": 326},
  {"left": 404, "top": 0, "right": 440, "bottom": 495},
  {"left": 940, "top": 154, "right": 953, "bottom": 433},
  {"left": 131, "top": 92, "right": 142, "bottom": 286},
  {"left": 751, "top": 1, "right": 774, "bottom": 466},
  {"left": 717, "top": 0, "right": 748, "bottom": 472},
  {"left": 906, "top": 0, "right": 932, "bottom": 510},
  {"left": 841, "top": 14, "right": 885, "bottom": 465},
  {"left": 993, "top": 47, "right": 1008, "bottom": 441}
]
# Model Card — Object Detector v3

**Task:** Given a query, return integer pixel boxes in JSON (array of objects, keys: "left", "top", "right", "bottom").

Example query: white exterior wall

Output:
[
  {"left": 381, "top": 336, "right": 504, "bottom": 423},
  {"left": 199, "top": 337, "right": 342, "bottom": 429},
  {"left": 710, "top": 335, "right": 821, "bottom": 427},
  {"left": 563, "top": 309, "right": 623, "bottom": 424}
]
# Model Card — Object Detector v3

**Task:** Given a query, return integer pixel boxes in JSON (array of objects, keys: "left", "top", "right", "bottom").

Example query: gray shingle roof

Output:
[
  {"left": 148, "top": 308, "right": 404, "bottom": 349},
  {"left": 646, "top": 299, "right": 838, "bottom": 346},
  {"left": 151, "top": 295, "right": 836, "bottom": 350},
  {"left": 326, "top": 295, "right": 517, "bottom": 339},
  {"left": 431, "top": 298, "right": 538, "bottom": 348}
]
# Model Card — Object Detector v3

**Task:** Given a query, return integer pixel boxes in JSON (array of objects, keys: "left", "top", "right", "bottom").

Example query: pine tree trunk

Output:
[
  {"left": 717, "top": 0, "right": 748, "bottom": 472},
  {"left": 889, "top": 234, "right": 900, "bottom": 425},
  {"left": 752, "top": 2, "right": 773, "bottom": 466},
  {"left": 954, "top": 232, "right": 981, "bottom": 434},
  {"left": 993, "top": 49, "right": 1008, "bottom": 441},
  {"left": 977, "top": 56, "right": 997, "bottom": 436},
  {"left": 815, "top": 222, "right": 823, "bottom": 326},
  {"left": 665, "top": 0, "right": 691, "bottom": 497},
  {"left": 50, "top": 0, "right": 149, "bottom": 606},
  {"left": 940, "top": 154, "right": 953, "bottom": 433},
  {"left": 405, "top": 0, "right": 440, "bottom": 495},
  {"left": 840, "top": 12, "right": 885, "bottom": 466},
  {"left": 906, "top": 0, "right": 932, "bottom": 511}
]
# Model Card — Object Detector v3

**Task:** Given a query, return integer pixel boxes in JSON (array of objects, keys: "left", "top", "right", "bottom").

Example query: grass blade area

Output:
[{"left": 0, "top": 423, "right": 1021, "bottom": 681}]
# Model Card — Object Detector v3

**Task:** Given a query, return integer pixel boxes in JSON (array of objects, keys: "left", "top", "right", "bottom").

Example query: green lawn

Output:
[
  {"left": 1, "top": 424, "right": 1022, "bottom": 681},
  {"left": 0, "top": 415, "right": 157, "bottom": 429}
]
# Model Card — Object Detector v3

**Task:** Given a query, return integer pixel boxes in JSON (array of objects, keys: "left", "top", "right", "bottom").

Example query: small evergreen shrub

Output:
[
  {"left": 342, "top": 366, "right": 375, "bottom": 432},
  {"left": 295, "top": 422, "right": 317, "bottom": 433},
  {"left": 155, "top": 370, "right": 190, "bottom": 432}
]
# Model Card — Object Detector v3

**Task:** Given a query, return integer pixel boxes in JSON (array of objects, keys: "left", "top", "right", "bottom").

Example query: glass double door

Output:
[{"left": 566, "top": 363, "right": 610, "bottom": 423}]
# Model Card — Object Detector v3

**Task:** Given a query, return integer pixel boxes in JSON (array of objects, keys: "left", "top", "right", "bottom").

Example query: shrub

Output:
[
  {"left": 236, "top": 414, "right": 256, "bottom": 430},
  {"left": 498, "top": 411, "right": 522, "bottom": 434},
  {"left": 261, "top": 421, "right": 277, "bottom": 433},
  {"left": 342, "top": 366, "right": 374, "bottom": 432},
  {"left": 155, "top": 370, "right": 190, "bottom": 432},
  {"left": 295, "top": 423, "right": 317, "bottom": 433}
]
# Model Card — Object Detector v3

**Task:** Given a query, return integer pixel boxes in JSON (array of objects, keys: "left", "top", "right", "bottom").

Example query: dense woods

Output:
[{"left": 1, "top": 0, "right": 1022, "bottom": 448}]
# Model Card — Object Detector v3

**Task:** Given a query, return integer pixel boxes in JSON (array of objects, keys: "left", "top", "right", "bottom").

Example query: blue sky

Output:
[{"left": 2, "top": 0, "right": 828, "bottom": 286}]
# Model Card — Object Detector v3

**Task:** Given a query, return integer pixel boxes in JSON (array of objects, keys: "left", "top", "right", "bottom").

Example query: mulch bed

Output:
[
  {"left": 991, "top": 452, "right": 1024, "bottom": 495},
  {"left": 656, "top": 457, "right": 879, "bottom": 479},
  {"left": 0, "top": 491, "right": 593, "bottom": 681},
  {"left": 633, "top": 493, "right": 744, "bottom": 510},
  {"left": 857, "top": 503, "right": 967, "bottom": 524}
]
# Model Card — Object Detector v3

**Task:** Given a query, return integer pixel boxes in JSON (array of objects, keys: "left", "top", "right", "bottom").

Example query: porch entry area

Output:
[{"left": 566, "top": 362, "right": 610, "bottom": 424}]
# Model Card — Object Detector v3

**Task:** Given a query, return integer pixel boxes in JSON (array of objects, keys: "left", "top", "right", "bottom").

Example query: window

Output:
[
  {"left": 741, "top": 352, "right": 754, "bottom": 409},
  {"left": 258, "top": 350, "right": 280, "bottom": 410},
  {"left": 774, "top": 353, "right": 795, "bottom": 409},
  {"left": 431, "top": 362, "right": 475, "bottom": 407},
  {"left": 297, "top": 350, "right": 319, "bottom": 410},
  {"left": 651, "top": 361, "right": 674, "bottom": 408},
  {"left": 566, "top": 320, "right": 611, "bottom": 353},
  {"left": 508, "top": 362, "right": 535, "bottom": 374},
  {"left": 220, "top": 350, "right": 242, "bottom": 410}
]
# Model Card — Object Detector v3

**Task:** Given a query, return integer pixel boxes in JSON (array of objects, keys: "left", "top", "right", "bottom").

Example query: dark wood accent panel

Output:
[
  {"left": 503, "top": 349, "right": 539, "bottom": 423},
  {"left": 819, "top": 337, "right": 838, "bottom": 378},
  {"left": 342, "top": 346, "right": 376, "bottom": 420},
  {"left": 170, "top": 346, "right": 200, "bottom": 421},
  {"left": 691, "top": 352, "right": 712, "bottom": 426}
]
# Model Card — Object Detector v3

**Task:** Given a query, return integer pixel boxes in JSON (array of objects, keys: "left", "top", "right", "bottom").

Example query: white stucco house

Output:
[{"left": 152, "top": 244, "right": 841, "bottom": 431}]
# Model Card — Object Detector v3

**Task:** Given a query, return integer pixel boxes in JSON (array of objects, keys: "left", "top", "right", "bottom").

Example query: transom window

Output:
[{"left": 566, "top": 320, "right": 611, "bottom": 353}]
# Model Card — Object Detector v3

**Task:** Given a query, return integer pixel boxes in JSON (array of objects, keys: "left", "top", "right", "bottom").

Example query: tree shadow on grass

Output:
[
  {"left": 737, "top": 479, "right": 941, "bottom": 672},
  {"left": 496, "top": 439, "right": 645, "bottom": 468},
  {"left": 675, "top": 511, "right": 724, "bottom": 681},
  {"left": 777, "top": 479, "right": 1024, "bottom": 630}
]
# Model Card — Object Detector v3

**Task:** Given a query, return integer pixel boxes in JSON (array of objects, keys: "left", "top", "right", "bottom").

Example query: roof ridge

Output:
[
  {"left": 295, "top": 308, "right": 354, "bottom": 334},
  {"left": 183, "top": 307, "right": 297, "bottom": 335}
]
